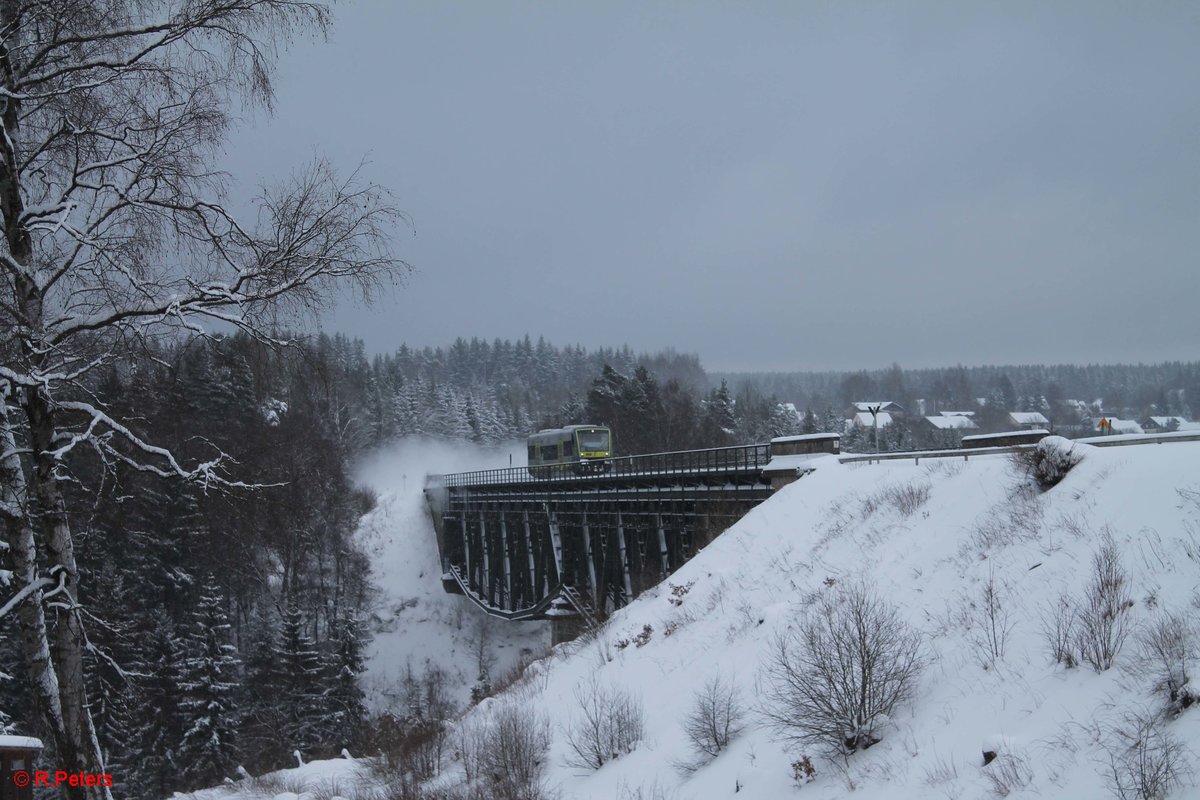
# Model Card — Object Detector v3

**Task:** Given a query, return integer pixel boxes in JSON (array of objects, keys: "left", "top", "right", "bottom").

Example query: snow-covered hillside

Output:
[
  {"left": 351, "top": 439, "right": 548, "bottom": 710},
  {"left": 202, "top": 437, "right": 1200, "bottom": 799}
]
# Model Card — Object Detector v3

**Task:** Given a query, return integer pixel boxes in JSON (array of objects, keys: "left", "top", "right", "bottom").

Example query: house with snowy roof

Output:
[
  {"left": 1007, "top": 411, "right": 1049, "bottom": 429},
  {"left": 922, "top": 413, "right": 979, "bottom": 433},
  {"left": 1094, "top": 417, "right": 1144, "bottom": 435},
  {"left": 1142, "top": 415, "right": 1192, "bottom": 433}
]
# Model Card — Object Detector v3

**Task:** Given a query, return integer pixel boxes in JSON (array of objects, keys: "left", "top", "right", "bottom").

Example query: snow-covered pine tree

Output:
[
  {"left": 277, "top": 602, "right": 328, "bottom": 757},
  {"left": 122, "top": 611, "right": 187, "bottom": 800},
  {"left": 700, "top": 380, "right": 737, "bottom": 446},
  {"left": 324, "top": 611, "right": 368, "bottom": 746},
  {"left": 177, "top": 578, "right": 242, "bottom": 790},
  {"left": 558, "top": 393, "right": 586, "bottom": 426}
]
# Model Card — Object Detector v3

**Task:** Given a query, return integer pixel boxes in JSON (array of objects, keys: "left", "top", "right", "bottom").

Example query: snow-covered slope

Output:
[
  {"left": 352, "top": 439, "right": 547, "bottom": 711},
  {"left": 204, "top": 438, "right": 1200, "bottom": 799},
  {"left": 509, "top": 439, "right": 1200, "bottom": 799}
]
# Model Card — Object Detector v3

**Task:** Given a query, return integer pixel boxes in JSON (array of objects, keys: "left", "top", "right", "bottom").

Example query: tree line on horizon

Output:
[{"left": 322, "top": 333, "right": 1200, "bottom": 455}]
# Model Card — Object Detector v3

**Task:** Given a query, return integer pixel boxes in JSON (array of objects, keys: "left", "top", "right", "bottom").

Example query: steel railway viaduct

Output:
[{"left": 423, "top": 435, "right": 838, "bottom": 641}]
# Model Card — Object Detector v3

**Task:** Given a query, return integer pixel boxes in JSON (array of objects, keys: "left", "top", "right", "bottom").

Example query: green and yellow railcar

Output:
[{"left": 527, "top": 425, "right": 612, "bottom": 477}]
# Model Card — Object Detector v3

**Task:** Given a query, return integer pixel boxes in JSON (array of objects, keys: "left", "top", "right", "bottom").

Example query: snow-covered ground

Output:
[
  {"left": 351, "top": 438, "right": 548, "bottom": 711},
  {"left": 197, "top": 437, "right": 1200, "bottom": 799}
]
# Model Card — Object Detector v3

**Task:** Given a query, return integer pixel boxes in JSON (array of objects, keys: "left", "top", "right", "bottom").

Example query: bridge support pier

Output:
[
  {"left": 582, "top": 517, "right": 598, "bottom": 607},
  {"left": 617, "top": 512, "right": 633, "bottom": 605},
  {"left": 500, "top": 517, "right": 512, "bottom": 610},
  {"left": 656, "top": 514, "right": 669, "bottom": 578}
]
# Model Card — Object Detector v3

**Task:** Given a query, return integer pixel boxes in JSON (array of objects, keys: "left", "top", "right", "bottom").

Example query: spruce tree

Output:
[
  {"left": 324, "top": 611, "right": 368, "bottom": 747},
  {"left": 124, "top": 611, "right": 186, "bottom": 800},
  {"left": 177, "top": 579, "right": 242, "bottom": 790},
  {"left": 277, "top": 602, "right": 327, "bottom": 756}
]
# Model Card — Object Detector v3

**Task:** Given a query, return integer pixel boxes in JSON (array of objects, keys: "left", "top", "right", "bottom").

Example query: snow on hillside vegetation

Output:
[
  {"left": 200, "top": 438, "right": 1200, "bottom": 800},
  {"left": 351, "top": 439, "right": 547, "bottom": 711},
  {"left": 459, "top": 439, "right": 1200, "bottom": 800}
]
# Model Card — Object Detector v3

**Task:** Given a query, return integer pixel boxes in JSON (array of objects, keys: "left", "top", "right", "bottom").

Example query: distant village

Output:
[{"left": 793, "top": 398, "right": 1200, "bottom": 453}]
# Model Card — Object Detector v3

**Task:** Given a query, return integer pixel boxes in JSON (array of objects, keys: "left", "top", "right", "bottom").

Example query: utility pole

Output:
[{"left": 867, "top": 403, "right": 883, "bottom": 453}]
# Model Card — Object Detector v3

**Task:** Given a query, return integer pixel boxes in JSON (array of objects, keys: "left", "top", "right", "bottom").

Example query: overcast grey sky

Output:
[{"left": 223, "top": 1, "right": 1200, "bottom": 372}]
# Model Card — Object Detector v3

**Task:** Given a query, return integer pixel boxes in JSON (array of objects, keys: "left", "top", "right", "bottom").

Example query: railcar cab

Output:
[{"left": 527, "top": 424, "right": 612, "bottom": 477}]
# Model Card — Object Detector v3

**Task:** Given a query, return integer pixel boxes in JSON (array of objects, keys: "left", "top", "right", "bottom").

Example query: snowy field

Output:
[
  {"left": 351, "top": 439, "right": 548, "bottom": 711},
  {"left": 190, "top": 437, "right": 1200, "bottom": 799}
]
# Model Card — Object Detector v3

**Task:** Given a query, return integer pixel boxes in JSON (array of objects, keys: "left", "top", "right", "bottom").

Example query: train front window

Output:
[{"left": 577, "top": 430, "right": 609, "bottom": 452}]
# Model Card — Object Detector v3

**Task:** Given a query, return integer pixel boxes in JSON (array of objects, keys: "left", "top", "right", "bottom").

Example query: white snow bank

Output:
[
  {"left": 351, "top": 438, "right": 547, "bottom": 712},
  {"left": 471, "top": 439, "right": 1200, "bottom": 799}
]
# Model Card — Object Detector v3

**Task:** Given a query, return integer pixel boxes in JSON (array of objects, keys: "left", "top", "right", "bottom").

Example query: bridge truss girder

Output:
[{"left": 437, "top": 481, "right": 772, "bottom": 621}]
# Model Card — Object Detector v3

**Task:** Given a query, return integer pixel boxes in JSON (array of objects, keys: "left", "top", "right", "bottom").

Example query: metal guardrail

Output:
[
  {"left": 1078, "top": 431, "right": 1200, "bottom": 447},
  {"left": 428, "top": 442, "right": 772, "bottom": 488},
  {"left": 839, "top": 444, "right": 1033, "bottom": 465}
]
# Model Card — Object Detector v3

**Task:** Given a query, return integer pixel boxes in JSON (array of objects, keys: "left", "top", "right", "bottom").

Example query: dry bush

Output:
[
  {"left": 879, "top": 481, "right": 933, "bottom": 517},
  {"left": 563, "top": 676, "right": 645, "bottom": 770},
  {"left": 307, "top": 779, "right": 355, "bottom": 800},
  {"left": 616, "top": 779, "right": 681, "bottom": 800},
  {"left": 1076, "top": 533, "right": 1134, "bottom": 672},
  {"left": 1135, "top": 612, "right": 1197, "bottom": 713},
  {"left": 759, "top": 581, "right": 924, "bottom": 755},
  {"left": 477, "top": 701, "right": 552, "bottom": 800},
  {"left": 922, "top": 460, "right": 964, "bottom": 479},
  {"left": 965, "top": 571, "right": 1015, "bottom": 670},
  {"left": 964, "top": 484, "right": 1045, "bottom": 557},
  {"left": 368, "top": 718, "right": 446, "bottom": 784},
  {"left": 923, "top": 753, "right": 960, "bottom": 786},
  {"left": 1040, "top": 594, "right": 1079, "bottom": 668},
  {"left": 456, "top": 714, "right": 489, "bottom": 786},
  {"left": 1103, "top": 711, "right": 1189, "bottom": 800},
  {"left": 365, "top": 674, "right": 455, "bottom": 786},
  {"left": 983, "top": 752, "right": 1034, "bottom": 797},
  {"left": 791, "top": 756, "right": 817, "bottom": 784},
  {"left": 857, "top": 481, "right": 932, "bottom": 518},
  {"left": 679, "top": 674, "right": 746, "bottom": 767},
  {"left": 1010, "top": 438, "right": 1082, "bottom": 492}
]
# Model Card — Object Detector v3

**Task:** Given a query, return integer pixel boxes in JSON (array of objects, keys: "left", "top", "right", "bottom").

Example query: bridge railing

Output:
[{"left": 428, "top": 442, "right": 772, "bottom": 488}]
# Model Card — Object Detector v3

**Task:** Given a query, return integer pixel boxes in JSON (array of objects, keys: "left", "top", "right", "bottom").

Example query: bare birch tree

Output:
[{"left": 0, "top": 3, "right": 404, "bottom": 797}]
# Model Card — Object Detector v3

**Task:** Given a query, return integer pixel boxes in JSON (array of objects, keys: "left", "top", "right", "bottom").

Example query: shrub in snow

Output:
[
  {"left": 1040, "top": 594, "right": 1079, "bottom": 669},
  {"left": 965, "top": 570, "right": 1014, "bottom": 670},
  {"left": 983, "top": 751, "right": 1034, "bottom": 797},
  {"left": 760, "top": 581, "right": 924, "bottom": 756},
  {"left": 679, "top": 674, "right": 746, "bottom": 768},
  {"left": 477, "top": 700, "right": 552, "bottom": 800},
  {"left": 791, "top": 756, "right": 817, "bottom": 784},
  {"left": 564, "top": 676, "right": 645, "bottom": 770},
  {"left": 1135, "top": 612, "right": 1196, "bottom": 714},
  {"left": 1103, "top": 710, "right": 1189, "bottom": 800},
  {"left": 1075, "top": 533, "right": 1134, "bottom": 673},
  {"left": 862, "top": 480, "right": 932, "bottom": 518},
  {"left": 1010, "top": 436, "right": 1082, "bottom": 492}
]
